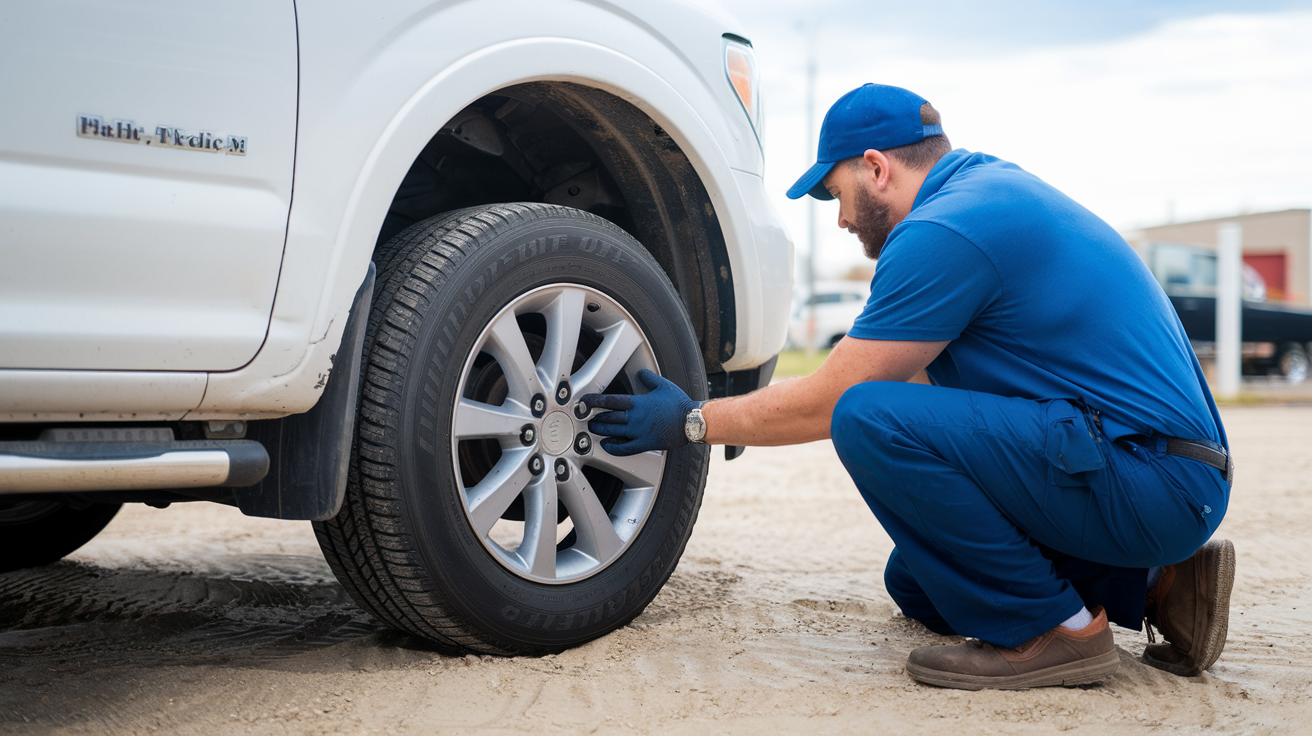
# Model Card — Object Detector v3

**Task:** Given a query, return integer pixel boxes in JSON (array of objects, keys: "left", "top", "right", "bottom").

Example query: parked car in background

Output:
[
  {"left": 0, "top": 0, "right": 792, "bottom": 655},
  {"left": 1147, "top": 243, "right": 1312, "bottom": 383},
  {"left": 787, "top": 280, "right": 871, "bottom": 350}
]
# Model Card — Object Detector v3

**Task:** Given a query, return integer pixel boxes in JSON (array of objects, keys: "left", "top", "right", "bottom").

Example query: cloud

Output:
[
  {"left": 719, "top": 0, "right": 1312, "bottom": 53},
  {"left": 730, "top": 7, "right": 1312, "bottom": 278}
]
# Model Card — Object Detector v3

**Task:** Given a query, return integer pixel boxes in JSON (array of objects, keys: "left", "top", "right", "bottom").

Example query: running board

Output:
[{"left": 0, "top": 439, "right": 269, "bottom": 494}]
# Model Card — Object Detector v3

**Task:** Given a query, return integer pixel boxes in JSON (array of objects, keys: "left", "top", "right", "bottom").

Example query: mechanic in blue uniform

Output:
[{"left": 583, "top": 84, "right": 1236, "bottom": 690}]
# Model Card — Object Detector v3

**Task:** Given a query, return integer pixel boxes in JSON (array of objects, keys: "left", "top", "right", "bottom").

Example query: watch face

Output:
[{"left": 686, "top": 409, "right": 706, "bottom": 442}]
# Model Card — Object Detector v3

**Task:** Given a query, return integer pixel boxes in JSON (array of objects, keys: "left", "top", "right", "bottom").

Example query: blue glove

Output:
[{"left": 582, "top": 369, "right": 702, "bottom": 456}]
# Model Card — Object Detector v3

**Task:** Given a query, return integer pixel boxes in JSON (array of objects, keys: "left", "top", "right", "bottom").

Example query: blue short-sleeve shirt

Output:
[{"left": 847, "top": 149, "right": 1224, "bottom": 445}]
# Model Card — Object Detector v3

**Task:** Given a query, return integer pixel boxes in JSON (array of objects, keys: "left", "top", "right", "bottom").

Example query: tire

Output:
[
  {"left": 313, "top": 203, "right": 709, "bottom": 654},
  {"left": 1277, "top": 342, "right": 1309, "bottom": 384},
  {"left": 0, "top": 501, "right": 121, "bottom": 573}
]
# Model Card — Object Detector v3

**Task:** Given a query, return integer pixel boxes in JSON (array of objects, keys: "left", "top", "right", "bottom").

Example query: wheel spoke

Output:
[
  {"left": 571, "top": 320, "right": 644, "bottom": 397},
  {"left": 519, "top": 473, "right": 559, "bottom": 579},
  {"left": 454, "top": 398, "right": 530, "bottom": 442},
  {"left": 536, "top": 288, "right": 586, "bottom": 392},
  {"left": 585, "top": 447, "right": 665, "bottom": 488},
  {"left": 484, "top": 310, "right": 542, "bottom": 404},
  {"left": 557, "top": 460, "right": 623, "bottom": 563},
  {"left": 465, "top": 448, "right": 533, "bottom": 537}
]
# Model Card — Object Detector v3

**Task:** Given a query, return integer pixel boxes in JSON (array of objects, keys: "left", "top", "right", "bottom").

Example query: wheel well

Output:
[{"left": 375, "top": 82, "right": 735, "bottom": 372}]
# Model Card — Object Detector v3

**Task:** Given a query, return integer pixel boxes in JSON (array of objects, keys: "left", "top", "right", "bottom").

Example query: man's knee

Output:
[
  {"left": 832, "top": 381, "right": 899, "bottom": 455},
  {"left": 831, "top": 381, "right": 933, "bottom": 457}
]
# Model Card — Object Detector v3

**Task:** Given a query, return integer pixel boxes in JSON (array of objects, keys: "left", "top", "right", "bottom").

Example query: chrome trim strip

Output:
[{"left": 0, "top": 451, "right": 230, "bottom": 494}]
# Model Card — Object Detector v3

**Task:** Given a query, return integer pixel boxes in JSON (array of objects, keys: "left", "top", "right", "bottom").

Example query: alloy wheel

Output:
[{"left": 451, "top": 284, "right": 666, "bottom": 584}]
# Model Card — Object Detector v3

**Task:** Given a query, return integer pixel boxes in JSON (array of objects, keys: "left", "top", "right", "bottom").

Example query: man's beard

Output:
[{"left": 851, "top": 182, "right": 897, "bottom": 260}]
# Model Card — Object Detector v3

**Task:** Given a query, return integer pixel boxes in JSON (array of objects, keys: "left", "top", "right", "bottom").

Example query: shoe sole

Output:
[
  {"left": 1144, "top": 538, "right": 1235, "bottom": 677},
  {"left": 905, "top": 650, "right": 1120, "bottom": 691}
]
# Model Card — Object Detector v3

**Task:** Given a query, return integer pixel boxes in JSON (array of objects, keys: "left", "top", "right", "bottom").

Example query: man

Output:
[{"left": 583, "top": 83, "right": 1234, "bottom": 691}]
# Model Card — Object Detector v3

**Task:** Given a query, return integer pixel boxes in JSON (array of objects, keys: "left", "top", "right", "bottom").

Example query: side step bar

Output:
[{"left": 0, "top": 439, "right": 269, "bottom": 494}]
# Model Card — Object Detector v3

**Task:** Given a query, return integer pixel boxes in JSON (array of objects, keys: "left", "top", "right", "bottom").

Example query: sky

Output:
[{"left": 714, "top": 0, "right": 1312, "bottom": 281}]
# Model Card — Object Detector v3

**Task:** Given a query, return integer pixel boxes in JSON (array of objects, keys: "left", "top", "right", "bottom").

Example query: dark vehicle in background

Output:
[{"left": 1148, "top": 243, "right": 1312, "bottom": 384}]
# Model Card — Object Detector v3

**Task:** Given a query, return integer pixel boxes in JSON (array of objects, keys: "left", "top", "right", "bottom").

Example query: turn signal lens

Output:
[{"left": 724, "top": 38, "right": 762, "bottom": 142}]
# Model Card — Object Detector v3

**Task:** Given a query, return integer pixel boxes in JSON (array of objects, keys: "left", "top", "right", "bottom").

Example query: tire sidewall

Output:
[{"left": 393, "top": 208, "right": 708, "bottom": 650}]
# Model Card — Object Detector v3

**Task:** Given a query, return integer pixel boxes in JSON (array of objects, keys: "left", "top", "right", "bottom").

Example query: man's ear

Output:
[{"left": 863, "top": 149, "right": 892, "bottom": 189}]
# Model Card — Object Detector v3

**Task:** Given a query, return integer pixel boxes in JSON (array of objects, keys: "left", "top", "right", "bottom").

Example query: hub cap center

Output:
[{"left": 540, "top": 411, "right": 575, "bottom": 455}]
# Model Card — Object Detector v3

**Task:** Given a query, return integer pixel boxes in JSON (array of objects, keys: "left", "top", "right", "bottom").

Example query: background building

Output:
[{"left": 1124, "top": 209, "right": 1312, "bottom": 305}]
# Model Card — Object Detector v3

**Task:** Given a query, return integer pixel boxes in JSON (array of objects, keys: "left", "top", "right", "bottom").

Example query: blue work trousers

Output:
[{"left": 831, "top": 382, "right": 1229, "bottom": 647}]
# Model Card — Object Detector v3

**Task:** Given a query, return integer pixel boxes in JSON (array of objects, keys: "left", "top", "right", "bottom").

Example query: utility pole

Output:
[
  {"left": 804, "top": 26, "right": 819, "bottom": 357},
  {"left": 1215, "top": 222, "right": 1243, "bottom": 400}
]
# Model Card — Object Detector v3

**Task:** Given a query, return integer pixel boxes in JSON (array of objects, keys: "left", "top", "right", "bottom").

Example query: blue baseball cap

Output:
[{"left": 787, "top": 84, "right": 942, "bottom": 200}]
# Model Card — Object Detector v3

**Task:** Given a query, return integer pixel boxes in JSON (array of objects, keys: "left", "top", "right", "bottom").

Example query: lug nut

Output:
[
  {"left": 554, "top": 458, "right": 570, "bottom": 481},
  {"left": 574, "top": 433, "right": 591, "bottom": 454},
  {"left": 531, "top": 393, "right": 547, "bottom": 417},
  {"left": 555, "top": 381, "right": 571, "bottom": 405},
  {"left": 529, "top": 454, "right": 544, "bottom": 476},
  {"left": 520, "top": 425, "right": 536, "bottom": 446},
  {"left": 573, "top": 401, "right": 590, "bottom": 419}
]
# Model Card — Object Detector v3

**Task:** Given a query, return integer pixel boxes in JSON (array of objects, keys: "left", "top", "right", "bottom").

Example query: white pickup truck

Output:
[{"left": 0, "top": 0, "right": 792, "bottom": 654}]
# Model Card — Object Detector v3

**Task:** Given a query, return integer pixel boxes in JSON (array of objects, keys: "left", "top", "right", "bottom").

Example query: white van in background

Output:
[{"left": 788, "top": 280, "right": 872, "bottom": 350}]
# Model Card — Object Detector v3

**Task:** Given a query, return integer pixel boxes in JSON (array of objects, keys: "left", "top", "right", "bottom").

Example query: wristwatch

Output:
[{"left": 684, "top": 406, "right": 707, "bottom": 444}]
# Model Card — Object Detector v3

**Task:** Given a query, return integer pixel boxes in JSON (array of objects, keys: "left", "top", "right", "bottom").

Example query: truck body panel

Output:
[
  {"left": 0, "top": 1, "right": 298, "bottom": 371},
  {"left": 0, "top": 0, "right": 793, "bottom": 421}
]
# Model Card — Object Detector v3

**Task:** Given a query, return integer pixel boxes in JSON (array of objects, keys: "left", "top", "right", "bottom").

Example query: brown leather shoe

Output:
[
  {"left": 904, "top": 607, "right": 1119, "bottom": 690},
  {"left": 1143, "top": 538, "right": 1235, "bottom": 676}
]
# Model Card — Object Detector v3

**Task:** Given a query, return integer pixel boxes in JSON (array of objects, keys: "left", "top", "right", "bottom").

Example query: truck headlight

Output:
[{"left": 723, "top": 35, "right": 762, "bottom": 144}]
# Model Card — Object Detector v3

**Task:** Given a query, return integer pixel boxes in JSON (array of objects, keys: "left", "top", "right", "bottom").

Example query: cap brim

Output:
[{"left": 786, "top": 161, "right": 836, "bottom": 200}]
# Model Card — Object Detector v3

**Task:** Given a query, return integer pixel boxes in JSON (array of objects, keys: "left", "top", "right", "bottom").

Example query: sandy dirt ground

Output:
[{"left": 2, "top": 405, "right": 1310, "bottom": 735}]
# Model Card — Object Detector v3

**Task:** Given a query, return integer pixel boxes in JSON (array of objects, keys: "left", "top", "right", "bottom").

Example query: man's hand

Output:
[{"left": 582, "top": 369, "right": 701, "bottom": 457}]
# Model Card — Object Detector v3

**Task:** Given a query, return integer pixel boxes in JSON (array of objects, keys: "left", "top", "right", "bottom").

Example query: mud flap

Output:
[
  {"left": 708, "top": 354, "right": 778, "bottom": 461},
  {"left": 233, "top": 263, "right": 375, "bottom": 520}
]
